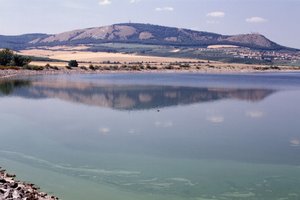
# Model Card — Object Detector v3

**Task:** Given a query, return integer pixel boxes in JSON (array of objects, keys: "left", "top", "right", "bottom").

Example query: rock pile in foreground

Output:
[{"left": 0, "top": 167, "right": 58, "bottom": 200}]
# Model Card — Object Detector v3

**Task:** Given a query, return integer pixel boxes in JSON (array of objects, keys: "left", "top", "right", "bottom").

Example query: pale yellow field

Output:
[
  {"left": 21, "top": 47, "right": 285, "bottom": 73},
  {"left": 207, "top": 45, "right": 239, "bottom": 49},
  {"left": 20, "top": 49, "right": 201, "bottom": 63},
  {"left": 31, "top": 61, "right": 68, "bottom": 67}
]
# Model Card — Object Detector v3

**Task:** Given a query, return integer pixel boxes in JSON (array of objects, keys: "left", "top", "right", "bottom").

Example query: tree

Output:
[
  {"left": 0, "top": 48, "right": 31, "bottom": 67},
  {"left": 0, "top": 49, "right": 14, "bottom": 66},
  {"left": 12, "top": 54, "right": 31, "bottom": 67},
  {"left": 68, "top": 60, "right": 78, "bottom": 67}
]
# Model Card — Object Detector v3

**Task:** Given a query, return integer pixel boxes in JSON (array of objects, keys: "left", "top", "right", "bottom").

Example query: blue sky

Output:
[{"left": 0, "top": 0, "right": 299, "bottom": 48}]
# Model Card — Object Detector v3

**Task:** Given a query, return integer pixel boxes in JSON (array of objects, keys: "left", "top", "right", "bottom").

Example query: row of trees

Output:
[{"left": 0, "top": 49, "right": 31, "bottom": 67}]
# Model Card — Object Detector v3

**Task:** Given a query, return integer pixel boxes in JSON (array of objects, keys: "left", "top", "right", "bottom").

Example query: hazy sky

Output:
[{"left": 0, "top": 0, "right": 299, "bottom": 48}]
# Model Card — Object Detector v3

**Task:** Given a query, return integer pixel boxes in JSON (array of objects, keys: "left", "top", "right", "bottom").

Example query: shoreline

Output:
[
  {"left": 1, "top": 66, "right": 300, "bottom": 80},
  {"left": 0, "top": 167, "right": 58, "bottom": 200}
]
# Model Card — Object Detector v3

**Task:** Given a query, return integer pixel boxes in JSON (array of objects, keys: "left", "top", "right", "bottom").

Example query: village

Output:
[{"left": 220, "top": 46, "right": 300, "bottom": 62}]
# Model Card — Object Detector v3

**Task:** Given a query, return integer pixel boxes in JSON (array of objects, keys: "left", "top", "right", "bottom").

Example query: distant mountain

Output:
[
  {"left": 0, "top": 33, "right": 48, "bottom": 50},
  {"left": 0, "top": 23, "right": 297, "bottom": 51}
]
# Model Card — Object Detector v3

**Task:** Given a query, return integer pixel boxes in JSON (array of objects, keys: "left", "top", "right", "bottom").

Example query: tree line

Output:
[{"left": 0, "top": 49, "right": 31, "bottom": 67}]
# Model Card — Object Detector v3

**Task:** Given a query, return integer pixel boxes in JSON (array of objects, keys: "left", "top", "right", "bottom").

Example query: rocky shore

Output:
[
  {"left": 0, "top": 69, "right": 77, "bottom": 79},
  {"left": 0, "top": 167, "right": 58, "bottom": 200},
  {"left": 1, "top": 64, "right": 300, "bottom": 80}
]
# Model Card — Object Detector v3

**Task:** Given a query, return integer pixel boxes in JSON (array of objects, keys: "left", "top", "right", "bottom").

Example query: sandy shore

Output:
[{"left": 0, "top": 167, "right": 58, "bottom": 200}]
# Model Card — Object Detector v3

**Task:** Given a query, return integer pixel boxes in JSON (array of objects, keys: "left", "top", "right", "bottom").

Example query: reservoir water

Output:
[{"left": 1, "top": 73, "right": 300, "bottom": 200}]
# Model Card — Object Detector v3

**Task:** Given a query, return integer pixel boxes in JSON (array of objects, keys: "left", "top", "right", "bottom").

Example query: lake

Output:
[{"left": 0, "top": 73, "right": 300, "bottom": 200}]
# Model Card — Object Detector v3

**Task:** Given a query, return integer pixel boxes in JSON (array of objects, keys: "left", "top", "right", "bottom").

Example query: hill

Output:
[
  {"left": 0, "top": 23, "right": 296, "bottom": 51},
  {"left": 0, "top": 33, "right": 48, "bottom": 50}
]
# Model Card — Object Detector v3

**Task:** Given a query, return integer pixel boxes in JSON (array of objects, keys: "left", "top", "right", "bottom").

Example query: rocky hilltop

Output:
[
  {"left": 0, "top": 23, "right": 295, "bottom": 51},
  {"left": 32, "top": 23, "right": 283, "bottom": 50}
]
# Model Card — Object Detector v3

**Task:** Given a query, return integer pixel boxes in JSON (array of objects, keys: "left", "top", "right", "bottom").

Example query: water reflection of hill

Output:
[{"left": 1, "top": 80, "right": 276, "bottom": 110}]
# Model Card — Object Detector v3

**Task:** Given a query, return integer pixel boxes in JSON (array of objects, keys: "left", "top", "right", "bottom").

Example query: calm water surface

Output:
[{"left": 1, "top": 73, "right": 300, "bottom": 200}]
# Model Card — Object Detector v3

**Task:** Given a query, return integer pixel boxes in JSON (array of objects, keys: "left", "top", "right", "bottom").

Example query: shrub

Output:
[
  {"left": 130, "top": 65, "right": 141, "bottom": 71},
  {"left": 68, "top": 60, "right": 78, "bottom": 68},
  {"left": 89, "top": 64, "right": 96, "bottom": 70},
  {"left": 50, "top": 66, "right": 59, "bottom": 70},
  {"left": 270, "top": 65, "right": 280, "bottom": 70},
  {"left": 12, "top": 54, "right": 31, "bottom": 67},
  {"left": 80, "top": 66, "right": 88, "bottom": 70},
  {"left": 45, "top": 63, "right": 51, "bottom": 68},
  {"left": 120, "top": 65, "right": 128, "bottom": 70},
  {"left": 0, "top": 66, "right": 20, "bottom": 70},
  {"left": 139, "top": 65, "right": 145, "bottom": 70},
  {"left": 146, "top": 65, "right": 157, "bottom": 70},
  {"left": 103, "top": 60, "right": 111, "bottom": 64},
  {"left": 110, "top": 65, "right": 118, "bottom": 70},
  {"left": 165, "top": 65, "right": 174, "bottom": 70},
  {"left": 103, "top": 66, "right": 111, "bottom": 70},
  {"left": 179, "top": 63, "right": 190, "bottom": 68},
  {"left": 0, "top": 49, "right": 14, "bottom": 66},
  {"left": 24, "top": 65, "right": 44, "bottom": 71}
]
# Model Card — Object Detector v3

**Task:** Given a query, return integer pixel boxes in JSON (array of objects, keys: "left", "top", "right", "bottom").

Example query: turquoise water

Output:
[{"left": 1, "top": 73, "right": 300, "bottom": 200}]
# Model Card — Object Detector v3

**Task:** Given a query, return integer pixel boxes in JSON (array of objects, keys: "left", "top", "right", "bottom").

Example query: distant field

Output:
[
  {"left": 18, "top": 47, "right": 300, "bottom": 72},
  {"left": 207, "top": 45, "right": 240, "bottom": 49},
  {"left": 30, "top": 61, "right": 68, "bottom": 67},
  {"left": 19, "top": 44, "right": 300, "bottom": 67},
  {"left": 20, "top": 48, "right": 201, "bottom": 63}
]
